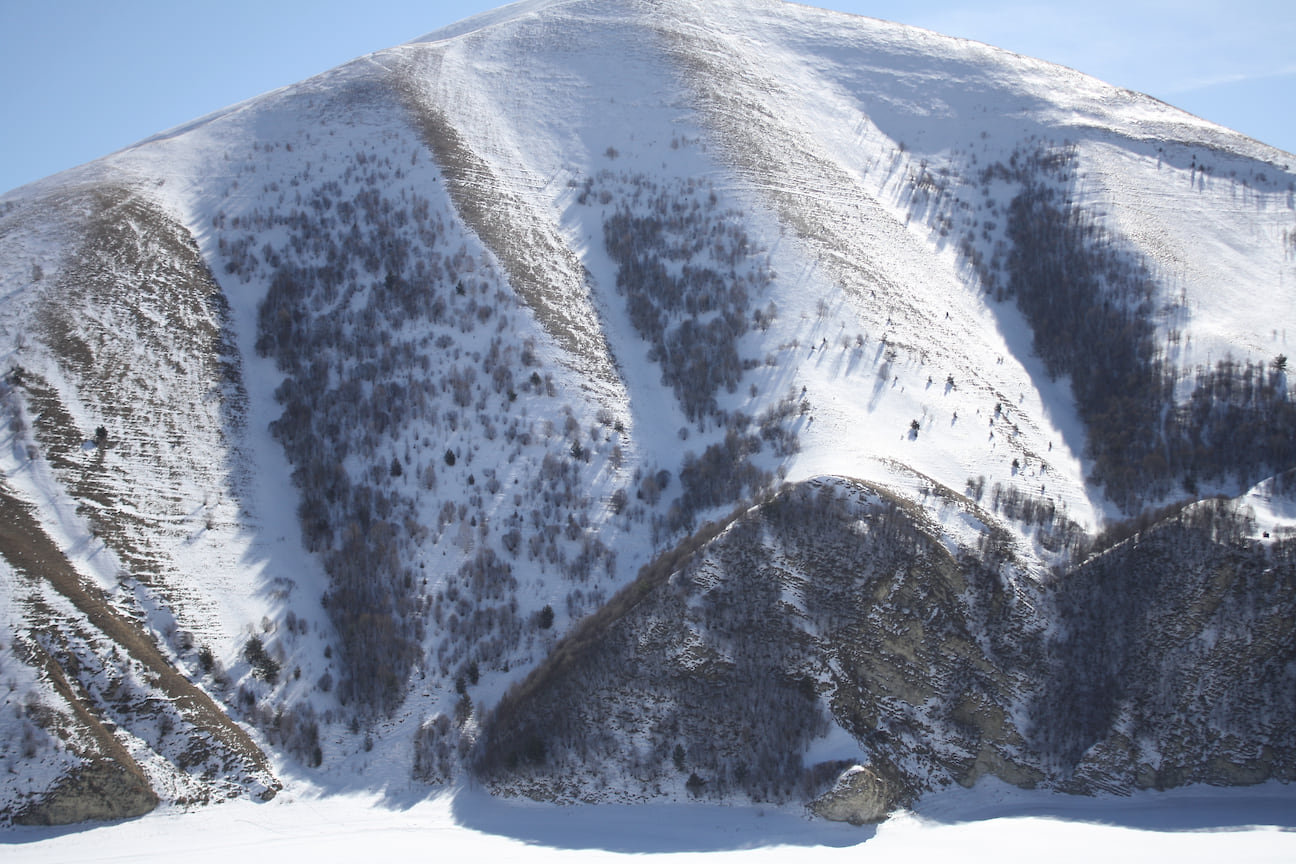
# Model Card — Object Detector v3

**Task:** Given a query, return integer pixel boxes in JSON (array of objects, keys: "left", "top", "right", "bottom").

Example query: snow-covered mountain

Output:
[{"left": 1, "top": 0, "right": 1293, "bottom": 827}]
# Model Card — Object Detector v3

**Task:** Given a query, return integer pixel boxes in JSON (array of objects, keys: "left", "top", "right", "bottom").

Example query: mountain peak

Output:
[
  {"left": 409, "top": 0, "right": 648, "bottom": 44},
  {"left": 2, "top": 0, "right": 1294, "bottom": 827}
]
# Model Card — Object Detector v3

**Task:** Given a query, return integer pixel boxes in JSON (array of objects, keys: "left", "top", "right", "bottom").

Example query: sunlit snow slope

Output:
[{"left": 1, "top": 0, "right": 1293, "bottom": 827}]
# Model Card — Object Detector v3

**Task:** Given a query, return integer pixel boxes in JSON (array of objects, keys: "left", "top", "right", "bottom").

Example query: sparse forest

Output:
[
  {"left": 598, "top": 172, "right": 770, "bottom": 426},
  {"left": 954, "top": 146, "right": 1296, "bottom": 510},
  {"left": 238, "top": 135, "right": 632, "bottom": 717}
]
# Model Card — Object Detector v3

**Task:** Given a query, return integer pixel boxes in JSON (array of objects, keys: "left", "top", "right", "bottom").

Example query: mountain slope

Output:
[
  {"left": 476, "top": 476, "right": 1295, "bottom": 816},
  {"left": 1, "top": 0, "right": 1294, "bottom": 826}
]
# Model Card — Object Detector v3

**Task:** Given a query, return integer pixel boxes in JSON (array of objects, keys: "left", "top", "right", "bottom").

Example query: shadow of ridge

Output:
[
  {"left": 913, "top": 783, "right": 1296, "bottom": 833},
  {"left": 0, "top": 814, "right": 151, "bottom": 847},
  {"left": 447, "top": 787, "right": 871, "bottom": 852}
]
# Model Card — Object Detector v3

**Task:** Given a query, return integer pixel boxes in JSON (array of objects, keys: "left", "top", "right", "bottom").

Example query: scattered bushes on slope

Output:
[
  {"left": 243, "top": 142, "right": 578, "bottom": 715},
  {"left": 599, "top": 173, "right": 770, "bottom": 425}
]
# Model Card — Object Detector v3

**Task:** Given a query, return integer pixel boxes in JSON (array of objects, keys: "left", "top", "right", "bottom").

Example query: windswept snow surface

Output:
[{"left": 3, "top": 782, "right": 1295, "bottom": 863}]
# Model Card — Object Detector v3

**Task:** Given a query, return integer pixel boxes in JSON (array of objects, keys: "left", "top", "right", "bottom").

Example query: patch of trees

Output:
[
  {"left": 960, "top": 146, "right": 1295, "bottom": 511},
  {"left": 660, "top": 393, "right": 803, "bottom": 537},
  {"left": 1034, "top": 499, "right": 1296, "bottom": 781},
  {"left": 250, "top": 701, "right": 322, "bottom": 768},
  {"left": 243, "top": 636, "right": 281, "bottom": 685},
  {"left": 994, "top": 151, "right": 1165, "bottom": 510},
  {"left": 755, "top": 389, "right": 806, "bottom": 457},
  {"left": 431, "top": 547, "right": 522, "bottom": 678},
  {"left": 985, "top": 481, "right": 1087, "bottom": 559},
  {"left": 413, "top": 712, "right": 467, "bottom": 783},
  {"left": 1162, "top": 357, "right": 1296, "bottom": 494},
  {"left": 245, "top": 146, "right": 533, "bottom": 715},
  {"left": 671, "top": 429, "right": 774, "bottom": 533},
  {"left": 599, "top": 174, "right": 771, "bottom": 424}
]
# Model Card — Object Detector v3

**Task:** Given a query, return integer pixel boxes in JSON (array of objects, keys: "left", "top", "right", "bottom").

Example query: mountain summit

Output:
[{"left": 1, "top": 0, "right": 1293, "bottom": 826}]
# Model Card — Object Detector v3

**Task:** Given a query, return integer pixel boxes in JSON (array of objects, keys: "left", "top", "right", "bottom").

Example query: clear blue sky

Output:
[{"left": 2, "top": 0, "right": 1293, "bottom": 195}]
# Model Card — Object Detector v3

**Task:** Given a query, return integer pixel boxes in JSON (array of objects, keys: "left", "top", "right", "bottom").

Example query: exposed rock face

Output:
[
  {"left": 14, "top": 761, "right": 157, "bottom": 827},
  {"left": 477, "top": 478, "right": 1296, "bottom": 814},
  {"left": 810, "top": 765, "right": 901, "bottom": 825}
]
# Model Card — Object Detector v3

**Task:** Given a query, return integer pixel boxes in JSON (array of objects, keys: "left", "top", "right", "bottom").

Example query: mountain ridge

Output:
[{"left": 1, "top": 0, "right": 1293, "bottom": 827}]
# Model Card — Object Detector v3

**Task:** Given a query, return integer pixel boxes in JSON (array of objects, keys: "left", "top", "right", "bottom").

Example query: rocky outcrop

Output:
[
  {"left": 14, "top": 761, "right": 158, "bottom": 827},
  {"left": 809, "top": 765, "right": 903, "bottom": 825}
]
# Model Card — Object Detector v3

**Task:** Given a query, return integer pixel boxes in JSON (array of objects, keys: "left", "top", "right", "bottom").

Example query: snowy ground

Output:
[{"left": 3, "top": 782, "right": 1294, "bottom": 863}]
